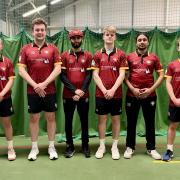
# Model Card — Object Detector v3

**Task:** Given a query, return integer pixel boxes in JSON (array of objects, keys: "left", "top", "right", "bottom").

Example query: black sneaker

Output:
[
  {"left": 162, "top": 149, "right": 174, "bottom": 162},
  {"left": 64, "top": 144, "right": 75, "bottom": 158},
  {"left": 82, "top": 145, "right": 91, "bottom": 158}
]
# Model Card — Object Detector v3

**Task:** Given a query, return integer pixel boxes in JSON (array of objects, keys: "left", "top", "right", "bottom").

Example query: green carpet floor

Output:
[{"left": 0, "top": 135, "right": 180, "bottom": 180}]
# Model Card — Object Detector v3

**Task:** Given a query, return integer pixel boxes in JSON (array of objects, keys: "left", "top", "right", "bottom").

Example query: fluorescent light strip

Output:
[
  {"left": 50, "top": 0, "right": 63, "bottom": 5},
  {"left": 23, "top": 5, "right": 47, "bottom": 17}
]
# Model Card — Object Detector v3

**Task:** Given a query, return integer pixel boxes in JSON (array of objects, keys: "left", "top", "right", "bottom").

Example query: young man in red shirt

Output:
[
  {"left": 162, "top": 38, "right": 180, "bottom": 161},
  {"left": 0, "top": 39, "right": 16, "bottom": 161},
  {"left": 124, "top": 33, "right": 164, "bottom": 160},
  {"left": 92, "top": 26, "right": 128, "bottom": 160},
  {"left": 18, "top": 18, "right": 61, "bottom": 161},
  {"left": 61, "top": 29, "right": 92, "bottom": 158}
]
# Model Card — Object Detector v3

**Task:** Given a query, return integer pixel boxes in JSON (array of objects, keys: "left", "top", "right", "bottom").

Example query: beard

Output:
[{"left": 71, "top": 41, "right": 82, "bottom": 49}]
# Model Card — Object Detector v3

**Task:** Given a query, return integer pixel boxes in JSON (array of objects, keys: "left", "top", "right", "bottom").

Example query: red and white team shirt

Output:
[
  {"left": 0, "top": 56, "right": 15, "bottom": 99},
  {"left": 92, "top": 47, "right": 128, "bottom": 98},
  {"left": 127, "top": 51, "right": 163, "bottom": 97},
  {"left": 18, "top": 42, "right": 61, "bottom": 95},
  {"left": 61, "top": 49, "right": 92, "bottom": 98},
  {"left": 165, "top": 59, "right": 180, "bottom": 107}
]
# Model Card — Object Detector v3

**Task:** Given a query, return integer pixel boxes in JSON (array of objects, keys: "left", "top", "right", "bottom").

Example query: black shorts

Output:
[
  {"left": 0, "top": 97, "right": 14, "bottom": 117},
  {"left": 95, "top": 97, "right": 122, "bottom": 116},
  {"left": 28, "top": 94, "right": 57, "bottom": 113},
  {"left": 168, "top": 106, "right": 180, "bottom": 122}
]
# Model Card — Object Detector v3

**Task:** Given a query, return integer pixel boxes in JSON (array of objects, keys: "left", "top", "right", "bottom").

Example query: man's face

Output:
[
  {"left": 103, "top": 31, "right": 116, "bottom": 44},
  {"left": 70, "top": 36, "right": 83, "bottom": 49},
  {"left": 136, "top": 34, "right": 149, "bottom": 50},
  {"left": 32, "top": 24, "right": 46, "bottom": 41}
]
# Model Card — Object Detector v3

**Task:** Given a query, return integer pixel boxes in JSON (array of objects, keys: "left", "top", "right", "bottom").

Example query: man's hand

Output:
[
  {"left": 72, "top": 95, "right": 80, "bottom": 101},
  {"left": 138, "top": 88, "right": 152, "bottom": 99},
  {"left": 173, "top": 98, "right": 180, "bottom": 107},
  {"left": 75, "top": 89, "right": 85, "bottom": 97},
  {"left": 34, "top": 83, "right": 47, "bottom": 97}
]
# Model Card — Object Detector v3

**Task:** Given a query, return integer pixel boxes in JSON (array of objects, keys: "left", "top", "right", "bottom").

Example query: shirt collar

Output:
[
  {"left": 32, "top": 41, "right": 48, "bottom": 48},
  {"left": 69, "top": 48, "right": 84, "bottom": 55},
  {"left": 101, "top": 47, "right": 117, "bottom": 54},
  {"left": 136, "top": 49, "right": 149, "bottom": 57}
]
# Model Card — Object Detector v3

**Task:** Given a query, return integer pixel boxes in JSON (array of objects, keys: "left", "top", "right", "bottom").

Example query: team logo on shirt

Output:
[
  {"left": 113, "top": 58, "right": 117, "bottom": 62},
  {"left": 0, "top": 76, "right": 6, "bottom": 80},
  {"left": 146, "top": 60, "right": 152, "bottom": 65},
  {"left": 43, "top": 59, "right": 49, "bottom": 64},
  {"left": 145, "top": 68, "right": 150, "bottom": 74},
  {"left": 91, "top": 60, "right": 95, "bottom": 66},
  {"left": 45, "top": 50, "right": 49, "bottom": 54},
  {"left": 31, "top": 51, "right": 35, "bottom": 55},
  {"left": 80, "top": 68, "right": 85, "bottom": 72},
  {"left": 81, "top": 59, "right": 85, "bottom": 63},
  {"left": 112, "top": 67, "right": 117, "bottom": 71},
  {"left": 69, "top": 59, "right": 74, "bottom": 64},
  {"left": 1, "top": 67, "right": 6, "bottom": 71}
]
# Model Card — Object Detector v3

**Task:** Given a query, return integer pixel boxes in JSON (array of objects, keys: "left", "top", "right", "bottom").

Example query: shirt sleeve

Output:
[
  {"left": 119, "top": 51, "right": 129, "bottom": 70},
  {"left": 61, "top": 52, "right": 67, "bottom": 70},
  {"left": 154, "top": 55, "right": 163, "bottom": 72},
  {"left": 165, "top": 63, "right": 173, "bottom": 78},
  {"left": 17, "top": 46, "right": 27, "bottom": 67},
  {"left": 91, "top": 52, "right": 100, "bottom": 70},
  {"left": 86, "top": 52, "right": 93, "bottom": 70},
  {"left": 53, "top": 46, "right": 62, "bottom": 66}
]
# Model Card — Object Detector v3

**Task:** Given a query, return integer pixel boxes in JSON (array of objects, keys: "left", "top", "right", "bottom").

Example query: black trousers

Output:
[
  {"left": 125, "top": 96, "right": 157, "bottom": 150},
  {"left": 63, "top": 98, "right": 89, "bottom": 146}
]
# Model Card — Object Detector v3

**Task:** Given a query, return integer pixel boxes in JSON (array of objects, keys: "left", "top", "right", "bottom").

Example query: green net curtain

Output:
[{"left": 0, "top": 28, "right": 180, "bottom": 139}]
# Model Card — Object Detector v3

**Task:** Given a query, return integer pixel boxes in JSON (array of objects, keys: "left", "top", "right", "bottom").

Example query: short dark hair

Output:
[
  {"left": 136, "top": 32, "right": 149, "bottom": 42},
  {"left": 32, "top": 18, "right": 47, "bottom": 30}
]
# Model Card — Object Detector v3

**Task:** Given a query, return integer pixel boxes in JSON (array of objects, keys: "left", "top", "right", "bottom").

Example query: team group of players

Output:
[{"left": 0, "top": 17, "right": 179, "bottom": 162}]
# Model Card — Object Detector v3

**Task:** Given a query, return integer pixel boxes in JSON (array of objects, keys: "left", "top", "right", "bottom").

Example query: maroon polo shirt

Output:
[
  {"left": 0, "top": 56, "right": 15, "bottom": 99},
  {"left": 126, "top": 51, "right": 163, "bottom": 97},
  {"left": 92, "top": 47, "right": 128, "bottom": 98},
  {"left": 18, "top": 42, "right": 61, "bottom": 95},
  {"left": 165, "top": 59, "right": 180, "bottom": 107},
  {"left": 61, "top": 49, "right": 92, "bottom": 98}
]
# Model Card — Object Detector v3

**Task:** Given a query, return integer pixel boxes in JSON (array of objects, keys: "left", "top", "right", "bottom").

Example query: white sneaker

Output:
[
  {"left": 124, "top": 147, "right": 134, "bottom": 159},
  {"left": 111, "top": 147, "right": 120, "bottom": 160},
  {"left": 147, "top": 149, "right": 161, "bottom": 160},
  {"left": 95, "top": 146, "right": 106, "bottom": 159},
  {"left": 28, "top": 148, "right": 39, "bottom": 161},
  {"left": 8, "top": 149, "right": 16, "bottom": 161},
  {"left": 48, "top": 147, "right": 58, "bottom": 160}
]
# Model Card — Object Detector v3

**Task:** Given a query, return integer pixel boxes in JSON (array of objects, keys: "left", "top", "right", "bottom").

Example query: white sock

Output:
[
  {"left": 99, "top": 139, "right": 105, "bottom": 148},
  {"left": 112, "top": 139, "right": 118, "bottom": 149},
  {"left": 49, "top": 141, "right": 55, "bottom": 148},
  {"left": 7, "top": 140, "right": 13, "bottom": 150},
  {"left": 167, "top": 144, "right": 173, "bottom": 151},
  {"left": 32, "top": 141, "right": 38, "bottom": 149}
]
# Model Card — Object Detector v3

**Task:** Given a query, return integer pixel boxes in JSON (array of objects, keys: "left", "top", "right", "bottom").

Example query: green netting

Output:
[{"left": 0, "top": 27, "right": 180, "bottom": 139}]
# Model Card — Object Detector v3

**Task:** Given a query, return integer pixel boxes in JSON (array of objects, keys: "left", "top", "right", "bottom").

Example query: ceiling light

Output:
[
  {"left": 23, "top": 5, "right": 47, "bottom": 17},
  {"left": 50, "top": 0, "right": 63, "bottom": 5}
]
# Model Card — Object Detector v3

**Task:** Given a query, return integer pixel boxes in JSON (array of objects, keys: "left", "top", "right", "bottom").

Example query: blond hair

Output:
[{"left": 103, "top": 26, "right": 117, "bottom": 34}]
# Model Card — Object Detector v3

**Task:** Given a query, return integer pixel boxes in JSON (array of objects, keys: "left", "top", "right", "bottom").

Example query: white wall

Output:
[
  {"left": 49, "top": 0, "right": 180, "bottom": 34},
  {"left": 0, "top": 19, "right": 6, "bottom": 34}
]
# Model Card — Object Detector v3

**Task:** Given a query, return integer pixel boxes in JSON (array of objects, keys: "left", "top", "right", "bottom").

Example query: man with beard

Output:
[
  {"left": 60, "top": 29, "right": 92, "bottom": 158},
  {"left": 123, "top": 33, "right": 164, "bottom": 160},
  {"left": 162, "top": 38, "right": 180, "bottom": 161},
  {"left": 18, "top": 18, "right": 61, "bottom": 161},
  {"left": 0, "top": 39, "right": 16, "bottom": 161}
]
